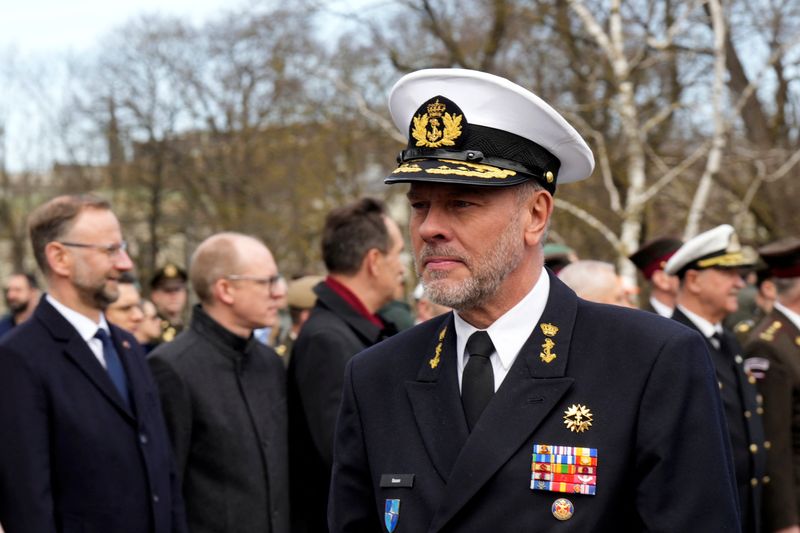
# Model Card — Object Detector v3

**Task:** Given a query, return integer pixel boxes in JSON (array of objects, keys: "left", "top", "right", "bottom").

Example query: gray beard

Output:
[{"left": 417, "top": 214, "right": 524, "bottom": 312}]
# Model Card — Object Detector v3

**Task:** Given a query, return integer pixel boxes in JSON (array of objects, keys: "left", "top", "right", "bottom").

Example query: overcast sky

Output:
[{"left": 0, "top": 0, "right": 240, "bottom": 54}]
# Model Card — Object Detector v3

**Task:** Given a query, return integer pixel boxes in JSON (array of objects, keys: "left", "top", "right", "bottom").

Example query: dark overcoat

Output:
[
  {"left": 745, "top": 307, "right": 800, "bottom": 531},
  {"left": 673, "top": 308, "right": 767, "bottom": 533},
  {"left": 0, "top": 297, "right": 186, "bottom": 533},
  {"left": 148, "top": 305, "right": 289, "bottom": 533},
  {"left": 288, "top": 281, "right": 393, "bottom": 533},
  {"left": 329, "top": 272, "right": 741, "bottom": 532}
]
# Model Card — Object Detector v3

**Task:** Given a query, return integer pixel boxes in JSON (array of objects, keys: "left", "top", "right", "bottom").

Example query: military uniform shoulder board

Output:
[{"left": 759, "top": 320, "right": 782, "bottom": 342}]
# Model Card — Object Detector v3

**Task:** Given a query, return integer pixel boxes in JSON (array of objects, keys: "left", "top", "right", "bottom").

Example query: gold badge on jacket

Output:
[
  {"left": 429, "top": 327, "right": 447, "bottom": 369},
  {"left": 539, "top": 323, "right": 559, "bottom": 363},
  {"left": 563, "top": 404, "right": 593, "bottom": 433}
]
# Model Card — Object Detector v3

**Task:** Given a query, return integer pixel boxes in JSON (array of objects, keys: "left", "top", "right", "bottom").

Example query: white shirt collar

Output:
[
  {"left": 46, "top": 293, "right": 109, "bottom": 342},
  {"left": 676, "top": 304, "right": 721, "bottom": 338},
  {"left": 650, "top": 296, "right": 673, "bottom": 318},
  {"left": 774, "top": 301, "right": 800, "bottom": 332},
  {"left": 454, "top": 267, "right": 550, "bottom": 376}
]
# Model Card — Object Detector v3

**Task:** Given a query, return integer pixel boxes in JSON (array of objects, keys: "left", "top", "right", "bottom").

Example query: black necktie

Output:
[
  {"left": 95, "top": 329, "right": 130, "bottom": 408},
  {"left": 462, "top": 331, "right": 495, "bottom": 431},
  {"left": 710, "top": 331, "right": 723, "bottom": 351}
]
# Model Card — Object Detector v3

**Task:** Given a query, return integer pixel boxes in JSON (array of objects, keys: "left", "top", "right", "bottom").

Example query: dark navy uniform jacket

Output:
[
  {"left": 329, "top": 271, "right": 740, "bottom": 532},
  {"left": 0, "top": 298, "right": 186, "bottom": 533},
  {"left": 673, "top": 308, "right": 767, "bottom": 533}
]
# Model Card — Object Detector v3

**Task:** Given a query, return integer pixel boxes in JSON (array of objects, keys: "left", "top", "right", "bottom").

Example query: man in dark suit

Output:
[
  {"left": 744, "top": 237, "right": 800, "bottom": 533},
  {"left": 0, "top": 194, "right": 186, "bottom": 533},
  {"left": 329, "top": 69, "right": 740, "bottom": 531},
  {"left": 666, "top": 224, "right": 768, "bottom": 533},
  {"left": 289, "top": 197, "right": 404, "bottom": 532},
  {"left": 149, "top": 233, "right": 290, "bottom": 533}
]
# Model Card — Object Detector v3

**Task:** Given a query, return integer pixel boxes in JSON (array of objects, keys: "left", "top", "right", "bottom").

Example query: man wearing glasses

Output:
[
  {"left": 148, "top": 232, "right": 290, "bottom": 533},
  {"left": 0, "top": 194, "right": 187, "bottom": 533}
]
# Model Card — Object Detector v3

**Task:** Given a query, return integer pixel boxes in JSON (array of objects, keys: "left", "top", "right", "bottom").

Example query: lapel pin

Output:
[
  {"left": 551, "top": 498, "right": 574, "bottom": 520},
  {"left": 122, "top": 340, "right": 131, "bottom": 349},
  {"left": 384, "top": 499, "right": 400, "bottom": 532},
  {"left": 539, "top": 323, "right": 559, "bottom": 363},
  {"left": 564, "top": 404, "right": 593, "bottom": 433},
  {"left": 429, "top": 327, "right": 447, "bottom": 369}
]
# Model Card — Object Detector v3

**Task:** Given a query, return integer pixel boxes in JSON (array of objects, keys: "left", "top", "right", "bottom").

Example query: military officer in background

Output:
[
  {"left": 744, "top": 237, "right": 800, "bottom": 533},
  {"left": 328, "top": 68, "right": 739, "bottom": 531},
  {"left": 628, "top": 237, "right": 682, "bottom": 317},
  {"left": 150, "top": 263, "right": 188, "bottom": 344},
  {"left": 273, "top": 275, "right": 323, "bottom": 366},
  {"left": 666, "top": 224, "right": 767, "bottom": 533}
]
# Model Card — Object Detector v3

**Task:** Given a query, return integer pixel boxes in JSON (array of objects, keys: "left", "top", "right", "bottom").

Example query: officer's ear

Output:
[
  {"left": 523, "top": 189, "right": 554, "bottom": 247},
  {"left": 683, "top": 269, "right": 702, "bottom": 294}
]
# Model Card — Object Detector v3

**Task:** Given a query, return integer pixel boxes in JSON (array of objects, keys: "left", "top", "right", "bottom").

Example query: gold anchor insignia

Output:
[
  {"left": 540, "top": 338, "right": 557, "bottom": 363},
  {"left": 429, "top": 327, "right": 447, "bottom": 369},
  {"left": 539, "top": 323, "right": 558, "bottom": 363},
  {"left": 411, "top": 99, "right": 463, "bottom": 148},
  {"left": 563, "top": 404, "right": 593, "bottom": 433}
]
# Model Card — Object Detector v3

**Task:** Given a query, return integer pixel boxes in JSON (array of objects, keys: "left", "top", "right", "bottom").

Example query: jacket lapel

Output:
[
  {"left": 36, "top": 299, "right": 135, "bottom": 421},
  {"left": 428, "top": 271, "right": 577, "bottom": 532},
  {"left": 405, "top": 313, "right": 469, "bottom": 481}
]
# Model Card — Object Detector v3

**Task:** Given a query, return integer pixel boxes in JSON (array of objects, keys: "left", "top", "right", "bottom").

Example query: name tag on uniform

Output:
[{"left": 380, "top": 474, "right": 415, "bottom": 488}]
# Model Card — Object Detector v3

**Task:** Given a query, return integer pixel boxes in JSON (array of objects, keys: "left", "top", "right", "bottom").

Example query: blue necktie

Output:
[{"left": 95, "top": 329, "right": 130, "bottom": 408}]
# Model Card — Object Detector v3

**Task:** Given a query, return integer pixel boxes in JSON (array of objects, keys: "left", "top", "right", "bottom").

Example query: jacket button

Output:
[
  {"left": 153, "top": 494, "right": 160, "bottom": 503},
  {"left": 140, "top": 433, "right": 148, "bottom": 444},
  {"left": 749, "top": 443, "right": 758, "bottom": 453},
  {"left": 750, "top": 478, "right": 758, "bottom": 487}
]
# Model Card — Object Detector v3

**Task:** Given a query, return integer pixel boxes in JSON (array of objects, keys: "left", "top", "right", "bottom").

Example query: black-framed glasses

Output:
[
  {"left": 225, "top": 274, "right": 285, "bottom": 294},
  {"left": 59, "top": 241, "right": 129, "bottom": 259}
]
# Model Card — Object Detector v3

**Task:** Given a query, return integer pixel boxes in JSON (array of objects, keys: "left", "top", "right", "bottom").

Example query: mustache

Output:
[{"left": 417, "top": 245, "right": 468, "bottom": 265}]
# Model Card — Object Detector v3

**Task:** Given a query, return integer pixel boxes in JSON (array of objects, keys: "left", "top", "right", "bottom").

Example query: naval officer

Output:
[
  {"left": 328, "top": 69, "right": 740, "bottom": 532},
  {"left": 666, "top": 224, "right": 768, "bottom": 533}
]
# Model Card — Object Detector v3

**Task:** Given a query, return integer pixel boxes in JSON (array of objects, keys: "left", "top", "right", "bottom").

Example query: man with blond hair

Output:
[
  {"left": 149, "top": 232, "right": 289, "bottom": 533},
  {"left": 0, "top": 194, "right": 186, "bottom": 533}
]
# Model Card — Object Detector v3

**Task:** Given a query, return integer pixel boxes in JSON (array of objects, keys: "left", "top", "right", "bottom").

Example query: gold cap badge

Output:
[{"left": 411, "top": 96, "right": 465, "bottom": 149}]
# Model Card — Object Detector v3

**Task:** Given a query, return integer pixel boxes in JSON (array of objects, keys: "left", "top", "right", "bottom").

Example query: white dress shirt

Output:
[
  {"left": 46, "top": 294, "right": 111, "bottom": 369},
  {"left": 454, "top": 267, "right": 550, "bottom": 392},
  {"left": 774, "top": 301, "right": 800, "bottom": 332},
  {"left": 650, "top": 296, "right": 673, "bottom": 318},
  {"left": 676, "top": 304, "right": 723, "bottom": 348}
]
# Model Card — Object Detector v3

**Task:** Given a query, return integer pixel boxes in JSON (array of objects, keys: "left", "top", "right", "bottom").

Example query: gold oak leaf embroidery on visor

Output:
[{"left": 392, "top": 160, "right": 518, "bottom": 180}]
